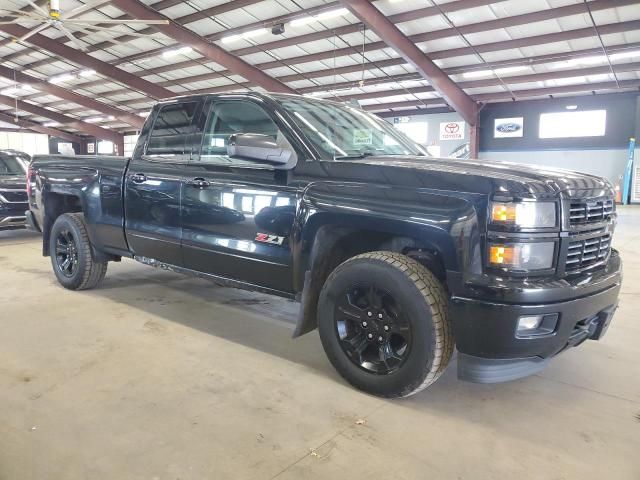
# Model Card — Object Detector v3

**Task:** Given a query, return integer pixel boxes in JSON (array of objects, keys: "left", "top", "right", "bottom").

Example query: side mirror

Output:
[{"left": 227, "top": 133, "right": 294, "bottom": 166}]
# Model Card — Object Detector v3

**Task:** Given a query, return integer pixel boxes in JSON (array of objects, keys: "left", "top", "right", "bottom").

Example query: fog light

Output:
[
  {"left": 517, "top": 315, "right": 543, "bottom": 332},
  {"left": 516, "top": 314, "right": 559, "bottom": 338}
]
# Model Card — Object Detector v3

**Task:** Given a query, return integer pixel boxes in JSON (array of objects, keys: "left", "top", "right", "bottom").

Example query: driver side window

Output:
[{"left": 201, "top": 101, "right": 283, "bottom": 166}]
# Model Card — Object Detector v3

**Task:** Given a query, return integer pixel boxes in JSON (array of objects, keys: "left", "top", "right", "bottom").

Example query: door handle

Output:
[
  {"left": 130, "top": 173, "right": 147, "bottom": 184},
  {"left": 187, "top": 177, "right": 210, "bottom": 189}
]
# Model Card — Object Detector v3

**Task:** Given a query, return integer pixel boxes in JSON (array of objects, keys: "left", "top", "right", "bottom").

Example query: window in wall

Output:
[
  {"left": 124, "top": 134, "right": 139, "bottom": 157},
  {"left": 539, "top": 110, "right": 607, "bottom": 139},
  {"left": 98, "top": 140, "right": 114, "bottom": 154},
  {"left": 394, "top": 122, "right": 428, "bottom": 144},
  {"left": 0, "top": 131, "right": 49, "bottom": 156}
]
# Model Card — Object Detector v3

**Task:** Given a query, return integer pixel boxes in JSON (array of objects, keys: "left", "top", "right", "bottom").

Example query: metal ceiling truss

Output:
[
  {"left": 0, "top": 65, "right": 143, "bottom": 129},
  {"left": 0, "top": 110, "right": 81, "bottom": 142},
  {"left": 109, "top": 0, "right": 295, "bottom": 94},
  {"left": 17, "top": 0, "right": 637, "bottom": 109},
  {"left": 0, "top": 93, "right": 122, "bottom": 143}
]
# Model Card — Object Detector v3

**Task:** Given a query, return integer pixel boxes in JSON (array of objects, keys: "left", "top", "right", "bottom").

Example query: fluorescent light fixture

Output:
[
  {"left": 79, "top": 69, "right": 96, "bottom": 77},
  {"left": 587, "top": 73, "right": 610, "bottom": 82},
  {"left": 290, "top": 8, "right": 349, "bottom": 27},
  {"left": 43, "top": 121, "right": 60, "bottom": 127},
  {"left": 546, "top": 76, "right": 586, "bottom": 87},
  {"left": 49, "top": 73, "right": 75, "bottom": 84},
  {"left": 317, "top": 7, "right": 349, "bottom": 20},
  {"left": 161, "top": 46, "right": 193, "bottom": 59},
  {"left": 85, "top": 116, "right": 104, "bottom": 123},
  {"left": 462, "top": 69, "right": 493, "bottom": 79},
  {"left": 494, "top": 66, "right": 528, "bottom": 75},
  {"left": 609, "top": 50, "right": 640, "bottom": 61},
  {"left": 565, "top": 105, "right": 578, "bottom": 110},
  {"left": 221, "top": 28, "right": 268, "bottom": 44},
  {"left": 0, "top": 84, "right": 35, "bottom": 96},
  {"left": 462, "top": 66, "right": 527, "bottom": 79},
  {"left": 553, "top": 56, "right": 607, "bottom": 69}
]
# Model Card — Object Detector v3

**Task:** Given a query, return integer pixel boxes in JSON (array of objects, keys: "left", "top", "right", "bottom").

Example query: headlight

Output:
[
  {"left": 488, "top": 242, "right": 555, "bottom": 271},
  {"left": 490, "top": 201, "right": 556, "bottom": 228}
]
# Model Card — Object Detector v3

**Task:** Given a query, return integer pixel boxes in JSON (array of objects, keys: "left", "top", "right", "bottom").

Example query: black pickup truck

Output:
[
  {"left": 27, "top": 93, "right": 622, "bottom": 397},
  {"left": 0, "top": 149, "right": 29, "bottom": 230}
]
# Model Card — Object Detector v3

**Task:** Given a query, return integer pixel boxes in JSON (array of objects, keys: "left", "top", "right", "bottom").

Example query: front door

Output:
[
  {"left": 181, "top": 99, "right": 298, "bottom": 294},
  {"left": 125, "top": 100, "right": 201, "bottom": 265}
]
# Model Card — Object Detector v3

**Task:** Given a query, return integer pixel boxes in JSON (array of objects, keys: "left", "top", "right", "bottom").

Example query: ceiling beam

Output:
[
  {"left": 339, "top": 0, "right": 478, "bottom": 125},
  {"left": 71, "top": 0, "right": 623, "bottom": 87},
  {"left": 0, "top": 111, "right": 81, "bottom": 143},
  {"left": 117, "top": 0, "right": 507, "bottom": 68},
  {"left": 39, "top": 38, "right": 640, "bottom": 117},
  {"left": 40, "top": 0, "right": 636, "bottom": 108},
  {"left": 43, "top": 34, "right": 640, "bottom": 112},
  {"left": 0, "top": 66, "right": 144, "bottom": 129},
  {"left": 364, "top": 79, "right": 640, "bottom": 113},
  {"left": 109, "top": 0, "right": 296, "bottom": 94},
  {"left": 89, "top": 1, "right": 340, "bottom": 66},
  {"left": 0, "top": 0, "right": 263, "bottom": 66},
  {"left": 0, "top": 24, "right": 173, "bottom": 100},
  {"left": 330, "top": 61, "right": 640, "bottom": 103},
  {"left": 10, "top": 0, "right": 503, "bottom": 86},
  {"left": 0, "top": 94, "right": 122, "bottom": 144}
]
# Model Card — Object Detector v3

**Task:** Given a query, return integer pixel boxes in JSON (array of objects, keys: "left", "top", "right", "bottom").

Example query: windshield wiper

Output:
[{"left": 334, "top": 151, "right": 377, "bottom": 160}]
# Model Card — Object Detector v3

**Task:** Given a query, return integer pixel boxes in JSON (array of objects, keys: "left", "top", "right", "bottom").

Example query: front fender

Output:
[
  {"left": 297, "top": 181, "right": 482, "bottom": 276},
  {"left": 290, "top": 181, "right": 484, "bottom": 337}
]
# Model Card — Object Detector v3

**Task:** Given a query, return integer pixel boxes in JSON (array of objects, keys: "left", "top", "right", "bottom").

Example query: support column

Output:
[{"left": 469, "top": 123, "right": 480, "bottom": 160}]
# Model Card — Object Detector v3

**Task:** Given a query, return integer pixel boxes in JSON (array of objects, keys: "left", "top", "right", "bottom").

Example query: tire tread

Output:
[
  {"left": 51, "top": 213, "right": 108, "bottom": 290},
  {"left": 327, "top": 251, "right": 454, "bottom": 397}
]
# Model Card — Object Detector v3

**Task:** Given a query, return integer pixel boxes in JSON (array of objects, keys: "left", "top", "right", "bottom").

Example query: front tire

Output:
[
  {"left": 49, "top": 213, "right": 108, "bottom": 290},
  {"left": 318, "top": 251, "right": 453, "bottom": 398}
]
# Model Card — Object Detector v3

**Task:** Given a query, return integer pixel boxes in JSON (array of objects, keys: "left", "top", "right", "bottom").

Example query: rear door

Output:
[
  {"left": 124, "top": 100, "right": 202, "bottom": 265},
  {"left": 180, "top": 99, "right": 298, "bottom": 293}
]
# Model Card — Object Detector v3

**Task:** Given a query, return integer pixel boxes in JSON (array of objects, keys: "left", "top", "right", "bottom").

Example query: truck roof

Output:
[{"left": 154, "top": 91, "right": 347, "bottom": 108}]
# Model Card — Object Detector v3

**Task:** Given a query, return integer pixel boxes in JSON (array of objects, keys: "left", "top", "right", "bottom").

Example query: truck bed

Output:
[{"left": 30, "top": 154, "right": 131, "bottom": 256}]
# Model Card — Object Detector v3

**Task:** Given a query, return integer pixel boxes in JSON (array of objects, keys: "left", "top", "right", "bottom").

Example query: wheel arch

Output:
[{"left": 292, "top": 218, "right": 461, "bottom": 338}]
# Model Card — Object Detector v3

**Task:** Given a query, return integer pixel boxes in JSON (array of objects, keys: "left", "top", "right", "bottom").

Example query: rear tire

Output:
[
  {"left": 49, "top": 213, "right": 108, "bottom": 290},
  {"left": 318, "top": 251, "right": 453, "bottom": 398}
]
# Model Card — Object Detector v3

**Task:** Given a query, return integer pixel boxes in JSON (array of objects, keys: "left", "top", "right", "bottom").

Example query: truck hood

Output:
[
  {"left": 0, "top": 175, "right": 26, "bottom": 190},
  {"left": 346, "top": 156, "right": 612, "bottom": 196}
]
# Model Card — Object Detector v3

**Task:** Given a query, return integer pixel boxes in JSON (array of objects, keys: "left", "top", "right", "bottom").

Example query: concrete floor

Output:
[{"left": 1, "top": 208, "right": 639, "bottom": 480}]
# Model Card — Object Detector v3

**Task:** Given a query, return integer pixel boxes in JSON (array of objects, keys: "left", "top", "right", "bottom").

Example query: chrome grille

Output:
[
  {"left": 569, "top": 198, "right": 614, "bottom": 225},
  {"left": 566, "top": 233, "right": 611, "bottom": 270},
  {"left": 0, "top": 189, "right": 27, "bottom": 203}
]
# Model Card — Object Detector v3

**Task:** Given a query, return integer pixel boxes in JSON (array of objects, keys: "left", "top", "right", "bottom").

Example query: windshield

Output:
[
  {"left": 0, "top": 155, "right": 26, "bottom": 175},
  {"left": 276, "top": 97, "right": 427, "bottom": 160}
]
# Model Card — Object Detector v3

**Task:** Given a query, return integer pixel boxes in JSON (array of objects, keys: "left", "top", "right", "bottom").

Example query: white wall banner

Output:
[
  {"left": 439, "top": 121, "right": 465, "bottom": 140},
  {"left": 494, "top": 117, "right": 524, "bottom": 138}
]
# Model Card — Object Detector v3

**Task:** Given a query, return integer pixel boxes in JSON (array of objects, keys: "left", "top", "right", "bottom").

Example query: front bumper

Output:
[
  {"left": 0, "top": 214, "right": 26, "bottom": 230},
  {"left": 449, "top": 251, "right": 622, "bottom": 383}
]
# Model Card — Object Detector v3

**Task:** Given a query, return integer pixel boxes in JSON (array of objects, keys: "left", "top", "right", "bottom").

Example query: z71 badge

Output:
[{"left": 255, "top": 233, "right": 285, "bottom": 246}]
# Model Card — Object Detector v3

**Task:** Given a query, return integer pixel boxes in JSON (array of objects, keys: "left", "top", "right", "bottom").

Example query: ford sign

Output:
[
  {"left": 496, "top": 123, "right": 521, "bottom": 133},
  {"left": 494, "top": 117, "right": 524, "bottom": 138}
]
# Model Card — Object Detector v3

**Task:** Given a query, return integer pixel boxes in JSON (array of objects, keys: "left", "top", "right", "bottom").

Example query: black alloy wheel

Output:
[
  {"left": 317, "top": 252, "right": 454, "bottom": 398},
  {"left": 49, "top": 213, "right": 108, "bottom": 290},
  {"left": 54, "top": 228, "right": 79, "bottom": 278},
  {"left": 335, "top": 284, "right": 412, "bottom": 375}
]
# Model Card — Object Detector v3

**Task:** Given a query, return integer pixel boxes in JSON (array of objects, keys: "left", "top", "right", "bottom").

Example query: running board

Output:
[{"left": 133, "top": 255, "right": 295, "bottom": 300}]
